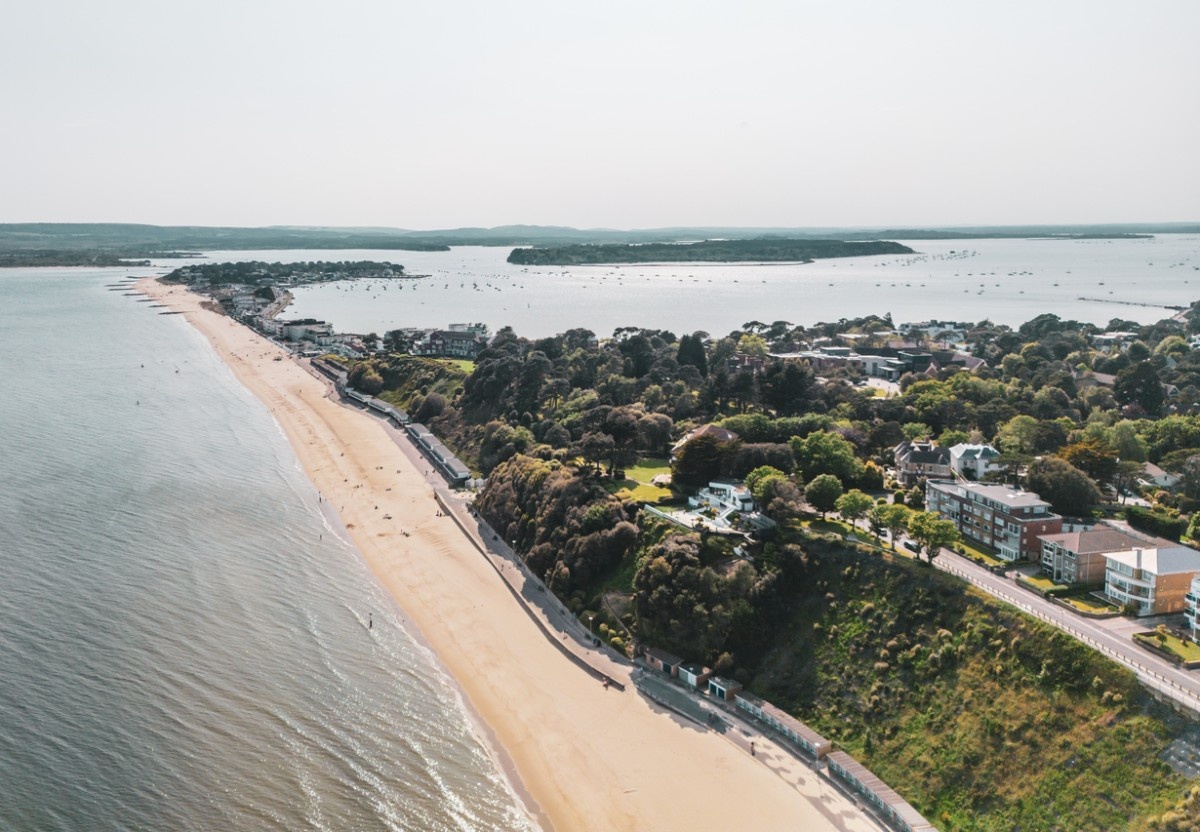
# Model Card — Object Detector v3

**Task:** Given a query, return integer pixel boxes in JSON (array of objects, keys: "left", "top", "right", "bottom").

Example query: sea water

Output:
[
  {"left": 194, "top": 234, "right": 1200, "bottom": 339},
  {"left": 0, "top": 267, "right": 537, "bottom": 831}
]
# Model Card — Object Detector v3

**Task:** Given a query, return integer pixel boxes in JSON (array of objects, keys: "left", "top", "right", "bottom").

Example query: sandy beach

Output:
[{"left": 141, "top": 278, "right": 876, "bottom": 832}]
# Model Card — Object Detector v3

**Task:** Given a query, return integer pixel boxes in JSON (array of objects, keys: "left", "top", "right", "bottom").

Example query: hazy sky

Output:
[{"left": 2, "top": 1, "right": 1196, "bottom": 229}]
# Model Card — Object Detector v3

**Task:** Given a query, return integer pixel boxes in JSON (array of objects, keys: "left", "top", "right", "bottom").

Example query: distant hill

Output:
[{"left": 0, "top": 222, "right": 1195, "bottom": 267}]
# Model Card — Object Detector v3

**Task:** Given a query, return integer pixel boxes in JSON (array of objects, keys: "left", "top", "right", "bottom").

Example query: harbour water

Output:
[
  {"left": 203, "top": 234, "right": 1200, "bottom": 339},
  {"left": 0, "top": 268, "right": 537, "bottom": 831}
]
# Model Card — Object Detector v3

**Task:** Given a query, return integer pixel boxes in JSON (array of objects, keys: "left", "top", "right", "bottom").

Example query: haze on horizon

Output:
[{"left": 3, "top": 0, "right": 1196, "bottom": 231}]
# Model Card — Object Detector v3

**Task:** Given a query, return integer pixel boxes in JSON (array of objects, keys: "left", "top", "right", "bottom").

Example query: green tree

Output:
[
  {"left": 791, "top": 430, "right": 864, "bottom": 484},
  {"left": 907, "top": 511, "right": 959, "bottom": 563},
  {"left": 1114, "top": 362, "right": 1164, "bottom": 417},
  {"left": 996, "top": 414, "right": 1040, "bottom": 457},
  {"left": 805, "top": 474, "right": 843, "bottom": 518},
  {"left": 874, "top": 502, "right": 912, "bottom": 549},
  {"left": 676, "top": 333, "right": 708, "bottom": 376},
  {"left": 1026, "top": 457, "right": 1103, "bottom": 516},
  {"left": 1058, "top": 438, "right": 1119, "bottom": 486},
  {"left": 745, "top": 465, "right": 788, "bottom": 504},
  {"left": 673, "top": 432, "right": 728, "bottom": 487},
  {"left": 836, "top": 489, "right": 874, "bottom": 531}
]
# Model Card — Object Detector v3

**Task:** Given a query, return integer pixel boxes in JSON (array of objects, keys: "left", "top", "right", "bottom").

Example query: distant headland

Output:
[
  {"left": 506, "top": 239, "right": 915, "bottom": 266},
  {"left": 0, "top": 221, "right": 1195, "bottom": 268}
]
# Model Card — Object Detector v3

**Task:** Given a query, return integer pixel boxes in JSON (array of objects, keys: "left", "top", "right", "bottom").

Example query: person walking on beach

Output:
[{"left": 369, "top": 613, "right": 373, "bottom": 629}]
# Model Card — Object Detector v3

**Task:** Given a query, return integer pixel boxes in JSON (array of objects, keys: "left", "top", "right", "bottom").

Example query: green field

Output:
[{"left": 604, "top": 458, "right": 673, "bottom": 502}]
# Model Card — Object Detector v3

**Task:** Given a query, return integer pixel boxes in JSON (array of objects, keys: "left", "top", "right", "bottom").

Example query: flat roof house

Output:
[
  {"left": 926, "top": 480, "right": 1062, "bottom": 562},
  {"left": 1104, "top": 544, "right": 1200, "bottom": 616},
  {"left": 1039, "top": 524, "right": 1163, "bottom": 587}
]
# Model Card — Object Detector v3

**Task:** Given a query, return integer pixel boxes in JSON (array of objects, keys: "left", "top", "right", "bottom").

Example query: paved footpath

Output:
[{"left": 934, "top": 550, "right": 1200, "bottom": 714}]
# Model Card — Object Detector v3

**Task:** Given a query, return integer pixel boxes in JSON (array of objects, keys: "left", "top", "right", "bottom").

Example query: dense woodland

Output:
[
  {"left": 506, "top": 238, "right": 914, "bottom": 265},
  {"left": 339, "top": 301, "right": 1200, "bottom": 830}
]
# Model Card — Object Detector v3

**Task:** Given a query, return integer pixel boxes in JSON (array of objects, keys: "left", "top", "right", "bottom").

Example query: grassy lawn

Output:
[
  {"left": 443, "top": 359, "right": 475, "bottom": 373},
  {"left": 1061, "top": 595, "right": 1121, "bottom": 615},
  {"left": 954, "top": 539, "right": 1007, "bottom": 567},
  {"left": 604, "top": 457, "right": 674, "bottom": 502},
  {"left": 1020, "top": 574, "right": 1069, "bottom": 593},
  {"left": 625, "top": 458, "right": 670, "bottom": 484},
  {"left": 604, "top": 480, "right": 674, "bottom": 502},
  {"left": 1134, "top": 631, "right": 1200, "bottom": 662}
]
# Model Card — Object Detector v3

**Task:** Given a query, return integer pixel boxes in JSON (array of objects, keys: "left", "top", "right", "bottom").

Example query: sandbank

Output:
[{"left": 140, "top": 278, "right": 875, "bottom": 832}]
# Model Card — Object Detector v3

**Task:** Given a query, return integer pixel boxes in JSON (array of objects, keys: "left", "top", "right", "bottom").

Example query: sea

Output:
[
  {"left": 2, "top": 234, "right": 1198, "bottom": 831},
  {"left": 256, "top": 234, "right": 1200, "bottom": 339},
  {"left": 0, "top": 268, "right": 538, "bottom": 831}
]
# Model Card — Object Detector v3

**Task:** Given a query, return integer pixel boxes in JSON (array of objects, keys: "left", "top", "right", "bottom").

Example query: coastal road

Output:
[{"left": 933, "top": 550, "right": 1200, "bottom": 714}]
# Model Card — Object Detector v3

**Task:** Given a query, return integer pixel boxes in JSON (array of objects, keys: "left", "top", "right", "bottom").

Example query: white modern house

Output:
[
  {"left": 949, "top": 443, "right": 1003, "bottom": 480},
  {"left": 690, "top": 480, "right": 755, "bottom": 513}
]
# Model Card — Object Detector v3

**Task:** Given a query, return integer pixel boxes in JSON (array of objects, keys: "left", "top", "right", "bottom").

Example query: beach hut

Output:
[
  {"left": 707, "top": 676, "right": 742, "bottom": 702},
  {"left": 644, "top": 647, "right": 683, "bottom": 677},
  {"left": 677, "top": 662, "right": 712, "bottom": 689}
]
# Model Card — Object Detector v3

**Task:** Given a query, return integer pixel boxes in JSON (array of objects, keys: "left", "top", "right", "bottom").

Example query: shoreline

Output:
[{"left": 139, "top": 277, "right": 875, "bottom": 832}]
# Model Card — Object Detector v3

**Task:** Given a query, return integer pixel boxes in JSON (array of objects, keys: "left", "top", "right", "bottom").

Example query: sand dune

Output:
[{"left": 141, "top": 278, "right": 875, "bottom": 832}]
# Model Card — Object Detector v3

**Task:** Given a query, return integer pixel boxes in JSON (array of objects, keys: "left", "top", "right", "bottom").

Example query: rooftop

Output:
[
  {"left": 928, "top": 479, "right": 1053, "bottom": 510},
  {"left": 950, "top": 443, "right": 1000, "bottom": 460},
  {"left": 1039, "top": 526, "right": 1163, "bottom": 554},
  {"left": 1107, "top": 545, "right": 1200, "bottom": 576}
]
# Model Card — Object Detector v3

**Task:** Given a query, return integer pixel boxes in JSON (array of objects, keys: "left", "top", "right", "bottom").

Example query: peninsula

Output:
[{"left": 506, "top": 238, "right": 915, "bottom": 265}]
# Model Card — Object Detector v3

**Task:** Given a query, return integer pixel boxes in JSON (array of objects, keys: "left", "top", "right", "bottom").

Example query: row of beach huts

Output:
[
  {"left": 644, "top": 647, "right": 935, "bottom": 832},
  {"left": 311, "top": 358, "right": 471, "bottom": 488}
]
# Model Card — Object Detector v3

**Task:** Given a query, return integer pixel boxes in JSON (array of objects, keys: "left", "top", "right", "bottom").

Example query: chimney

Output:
[{"left": 1134, "top": 547, "right": 1143, "bottom": 570}]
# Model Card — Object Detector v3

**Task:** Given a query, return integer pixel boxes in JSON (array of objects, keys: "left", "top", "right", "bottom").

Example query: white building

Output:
[
  {"left": 1186, "top": 575, "right": 1200, "bottom": 642},
  {"left": 949, "top": 443, "right": 1003, "bottom": 480},
  {"left": 1104, "top": 545, "right": 1200, "bottom": 616},
  {"left": 690, "top": 480, "right": 755, "bottom": 513}
]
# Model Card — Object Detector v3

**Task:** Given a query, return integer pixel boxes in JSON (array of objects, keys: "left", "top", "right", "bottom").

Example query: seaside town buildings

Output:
[
  {"left": 894, "top": 441, "right": 952, "bottom": 487},
  {"left": 1039, "top": 524, "right": 1163, "bottom": 586},
  {"left": 925, "top": 480, "right": 1063, "bottom": 562},
  {"left": 1103, "top": 544, "right": 1200, "bottom": 616}
]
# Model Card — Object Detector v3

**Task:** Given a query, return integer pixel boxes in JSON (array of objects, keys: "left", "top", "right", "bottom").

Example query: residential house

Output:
[
  {"left": 1039, "top": 524, "right": 1162, "bottom": 586},
  {"left": 926, "top": 480, "right": 1063, "bottom": 562},
  {"left": 949, "top": 443, "right": 1002, "bottom": 480},
  {"left": 894, "top": 441, "right": 952, "bottom": 486},
  {"left": 690, "top": 479, "right": 755, "bottom": 513},
  {"left": 1140, "top": 462, "right": 1182, "bottom": 492},
  {"left": 1104, "top": 544, "right": 1200, "bottom": 616},
  {"left": 411, "top": 329, "right": 486, "bottom": 359}
]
